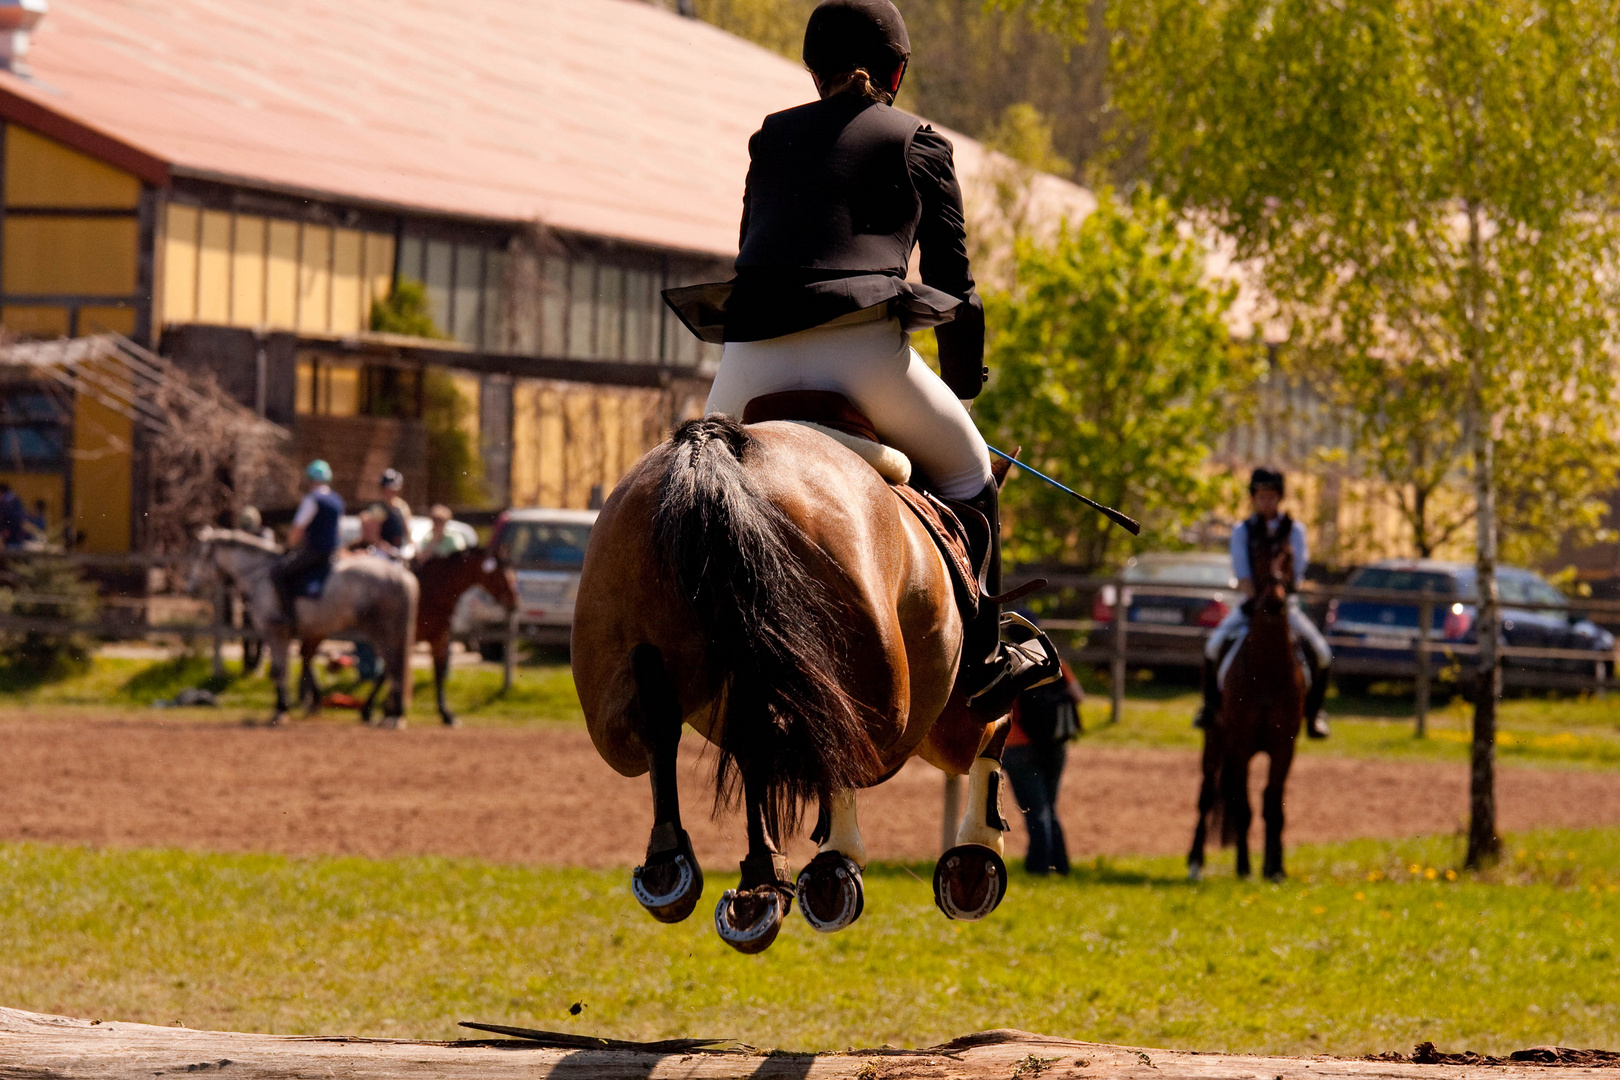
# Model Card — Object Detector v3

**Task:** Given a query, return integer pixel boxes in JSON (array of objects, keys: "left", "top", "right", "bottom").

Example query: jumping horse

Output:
[
  {"left": 1188, "top": 531, "right": 1305, "bottom": 882},
  {"left": 572, "top": 413, "right": 1019, "bottom": 954},
  {"left": 193, "top": 527, "right": 419, "bottom": 727},
  {"left": 355, "top": 547, "right": 518, "bottom": 726}
]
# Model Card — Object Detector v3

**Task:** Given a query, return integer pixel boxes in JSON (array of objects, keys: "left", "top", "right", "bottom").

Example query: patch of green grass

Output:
[
  {"left": 1072, "top": 676, "right": 1620, "bottom": 769},
  {"left": 0, "top": 653, "right": 583, "bottom": 726},
  {"left": 1, "top": 829, "right": 1616, "bottom": 1054}
]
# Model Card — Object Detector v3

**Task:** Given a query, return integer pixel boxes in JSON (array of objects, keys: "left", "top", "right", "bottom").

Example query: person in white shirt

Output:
[{"left": 1196, "top": 467, "right": 1332, "bottom": 739}]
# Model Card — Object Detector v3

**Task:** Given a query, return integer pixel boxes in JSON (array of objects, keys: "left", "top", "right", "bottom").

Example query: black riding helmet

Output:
[
  {"left": 1249, "top": 467, "right": 1285, "bottom": 496},
  {"left": 802, "top": 0, "right": 911, "bottom": 95}
]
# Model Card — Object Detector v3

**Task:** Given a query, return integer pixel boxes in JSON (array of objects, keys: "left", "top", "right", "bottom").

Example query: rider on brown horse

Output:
[
  {"left": 1197, "top": 467, "right": 1332, "bottom": 739},
  {"left": 664, "top": 0, "right": 1060, "bottom": 716}
]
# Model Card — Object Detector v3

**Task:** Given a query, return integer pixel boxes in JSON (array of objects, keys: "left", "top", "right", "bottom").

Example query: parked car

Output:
[
  {"left": 1091, "top": 552, "right": 1242, "bottom": 670},
  {"left": 459, "top": 508, "right": 598, "bottom": 658},
  {"left": 1326, "top": 559, "right": 1614, "bottom": 693}
]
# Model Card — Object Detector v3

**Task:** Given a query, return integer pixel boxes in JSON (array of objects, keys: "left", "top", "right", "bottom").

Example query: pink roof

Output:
[{"left": 0, "top": 0, "right": 1091, "bottom": 258}]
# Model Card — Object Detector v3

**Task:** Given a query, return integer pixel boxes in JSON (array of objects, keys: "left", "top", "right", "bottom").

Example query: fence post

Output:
[
  {"left": 502, "top": 609, "right": 518, "bottom": 693},
  {"left": 1111, "top": 574, "right": 1127, "bottom": 725},
  {"left": 942, "top": 773, "right": 963, "bottom": 853},
  {"left": 1414, "top": 587, "right": 1432, "bottom": 738},
  {"left": 211, "top": 581, "right": 227, "bottom": 680}
]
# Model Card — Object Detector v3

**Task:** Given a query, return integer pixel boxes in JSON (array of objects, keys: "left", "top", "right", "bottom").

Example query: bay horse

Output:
[
  {"left": 193, "top": 527, "right": 419, "bottom": 727},
  {"left": 1188, "top": 535, "right": 1305, "bottom": 882},
  {"left": 572, "top": 414, "right": 1016, "bottom": 954},
  {"left": 355, "top": 547, "right": 518, "bottom": 726}
]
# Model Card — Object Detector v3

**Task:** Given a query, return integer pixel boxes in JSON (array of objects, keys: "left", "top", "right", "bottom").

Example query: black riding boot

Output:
[
  {"left": 950, "top": 480, "right": 1062, "bottom": 719},
  {"left": 1194, "top": 657, "right": 1222, "bottom": 729},
  {"left": 1303, "top": 653, "right": 1331, "bottom": 739}
]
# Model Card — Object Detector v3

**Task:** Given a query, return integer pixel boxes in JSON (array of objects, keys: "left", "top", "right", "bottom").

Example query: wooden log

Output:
[{"left": 0, "top": 1007, "right": 1612, "bottom": 1080}]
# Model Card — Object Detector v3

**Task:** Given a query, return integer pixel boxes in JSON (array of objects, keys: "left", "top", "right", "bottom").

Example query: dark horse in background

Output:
[
  {"left": 356, "top": 547, "right": 518, "bottom": 726},
  {"left": 573, "top": 415, "right": 1017, "bottom": 954},
  {"left": 1189, "top": 530, "right": 1306, "bottom": 882}
]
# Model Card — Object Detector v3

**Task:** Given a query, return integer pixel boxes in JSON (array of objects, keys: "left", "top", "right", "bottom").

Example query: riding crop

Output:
[{"left": 986, "top": 446, "right": 1141, "bottom": 535}]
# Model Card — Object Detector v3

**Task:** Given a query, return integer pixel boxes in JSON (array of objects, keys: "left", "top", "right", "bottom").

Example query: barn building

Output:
[{"left": 0, "top": 0, "right": 1090, "bottom": 552}]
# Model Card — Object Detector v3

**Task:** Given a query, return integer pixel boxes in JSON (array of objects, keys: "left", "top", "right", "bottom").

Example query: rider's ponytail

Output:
[{"left": 817, "top": 66, "right": 892, "bottom": 104}]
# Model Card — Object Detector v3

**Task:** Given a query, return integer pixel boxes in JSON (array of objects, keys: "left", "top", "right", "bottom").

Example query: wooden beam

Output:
[{"left": 0, "top": 1008, "right": 1606, "bottom": 1080}]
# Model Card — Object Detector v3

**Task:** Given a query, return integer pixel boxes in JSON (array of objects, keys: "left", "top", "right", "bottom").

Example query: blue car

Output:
[{"left": 1325, "top": 559, "right": 1614, "bottom": 694}]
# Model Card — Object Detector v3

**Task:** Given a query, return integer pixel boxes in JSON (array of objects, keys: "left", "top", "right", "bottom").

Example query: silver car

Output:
[{"left": 459, "top": 508, "right": 598, "bottom": 657}]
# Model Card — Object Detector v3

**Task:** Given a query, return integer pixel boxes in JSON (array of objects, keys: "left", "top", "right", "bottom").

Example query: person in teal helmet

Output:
[{"left": 270, "top": 459, "right": 346, "bottom": 626}]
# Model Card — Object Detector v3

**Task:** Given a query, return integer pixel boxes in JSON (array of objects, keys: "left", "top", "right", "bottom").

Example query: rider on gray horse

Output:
[
  {"left": 666, "top": 0, "right": 1061, "bottom": 717},
  {"left": 1197, "top": 467, "right": 1332, "bottom": 739},
  {"left": 270, "top": 459, "right": 345, "bottom": 628}
]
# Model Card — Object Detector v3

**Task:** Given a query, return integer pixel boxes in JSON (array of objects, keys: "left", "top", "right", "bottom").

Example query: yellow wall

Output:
[
  {"left": 70, "top": 358, "right": 135, "bottom": 553},
  {"left": 509, "top": 380, "right": 672, "bottom": 509},
  {"left": 160, "top": 206, "right": 394, "bottom": 335}
]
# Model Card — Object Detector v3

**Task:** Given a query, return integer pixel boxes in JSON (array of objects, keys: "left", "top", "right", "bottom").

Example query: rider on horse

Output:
[
  {"left": 1197, "top": 467, "right": 1332, "bottom": 739},
  {"left": 666, "top": 0, "right": 1061, "bottom": 717},
  {"left": 270, "top": 459, "right": 345, "bottom": 628}
]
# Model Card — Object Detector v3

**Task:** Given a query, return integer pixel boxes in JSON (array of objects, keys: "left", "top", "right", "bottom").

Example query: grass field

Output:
[
  {"left": 4, "top": 652, "right": 1619, "bottom": 771},
  {"left": 2, "top": 828, "right": 1616, "bottom": 1055}
]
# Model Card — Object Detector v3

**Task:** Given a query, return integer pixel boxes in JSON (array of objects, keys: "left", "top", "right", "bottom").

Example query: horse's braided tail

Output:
[{"left": 653, "top": 415, "right": 878, "bottom": 838}]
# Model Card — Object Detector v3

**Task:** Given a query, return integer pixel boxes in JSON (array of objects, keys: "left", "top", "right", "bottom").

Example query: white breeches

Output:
[
  {"left": 1204, "top": 596, "right": 1332, "bottom": 667},
  {"left": 705, "top": 315, "right": 993, "bottom": 500}
]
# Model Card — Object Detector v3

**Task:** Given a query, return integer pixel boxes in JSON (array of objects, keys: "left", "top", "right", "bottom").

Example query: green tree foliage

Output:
[
  {"left": 369, "top": 280, "right": 443, "bottom": 340},
  {"left": 976, "top": 187, "right": 1256, "bottom": 572},
  {"left": 0, "top": 557, "right": 98, "bottom": 679},
  {"left": 1090, "top": 0, "right": 1620, "bottom": 866},
  {"left": 422, "top": 373, "right": 488, "bottom": 509}
]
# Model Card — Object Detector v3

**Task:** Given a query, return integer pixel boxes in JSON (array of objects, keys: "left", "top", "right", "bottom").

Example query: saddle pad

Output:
[
  {"left": 787, "top": 421, "right": 911, "bottom": 484},
  {"left": 1217, "top": 628, "right": 1310, "bottom": 691},
  {"left": 892, "top": 484, "right": 979, "bottom": 614},
  {"left": 742, "top": 390, "right": 912, "bottom": 485}
]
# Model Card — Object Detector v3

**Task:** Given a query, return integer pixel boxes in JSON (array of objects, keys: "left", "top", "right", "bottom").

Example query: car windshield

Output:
[
  {"left": 1347, "top": 568, "right": 1458, "bottom": 597},
  {"left": 1500, "top": 574, "right": 1567, "bottom": 610},
  {"left": 503, "top": 522, "right": 591, "bottom": 570},
  {"left": 1124, "top": 561, "right": 1234, "bottom": 588}
]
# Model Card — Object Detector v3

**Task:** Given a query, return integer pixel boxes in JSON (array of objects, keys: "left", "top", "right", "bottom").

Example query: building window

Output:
[
  {"left": 396, "top": 233, "right": 507, "bottom": 351},
  {"left": 296, "top": 354, "right": 422, "bottom": 419},
  {"left": 0, "top": 386, "right": 68, "bottom": 470},
  {"left": 539, "top": 248, "right": 723, "bottom": 366}
]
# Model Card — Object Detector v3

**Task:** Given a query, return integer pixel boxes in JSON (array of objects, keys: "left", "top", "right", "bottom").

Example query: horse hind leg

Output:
[
  {"left": 934, "top": 719, "right": 1011, "bottom": 922},
  {"left": 713, "top": 762, "right": 795, "bottom": 954},
  {"left": 1262, "top": 744, "right": 1294, "bottom": 882},
  {"left": 628, "top": 645, "right": 704, "bottom": 925},
  {"left": 1223, "top": 755, "right": 1253, "bottom": 879},
  {"left": 796, "top": 790, "right": 866, "bottom": 933},
  {"left": 1188, "top": 750, "right": 1220, "bottom": 882}
]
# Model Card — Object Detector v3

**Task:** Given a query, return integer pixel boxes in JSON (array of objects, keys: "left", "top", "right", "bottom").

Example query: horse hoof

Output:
[
  {"left": 796, "top": 852, "right": 864, "bottom": 933},
  {"left": 269, "top": 712, "right": 288, "bottom": 727},
  {"left": 378, "top": 716, "right": 406, "bottom": 731},
  {"left": 714, "top": 887, "right": 787, "bottom": 954},
  {"left": 632, "top": 840, "right": 704, "bottom": 924},
  {"left": 933, "top": 843, "right": 1008, "bottom": 921},
  {"left": 441, "top": 713, "right": 459, "bottom": 728},
  {"left": 1187, "top": 863, "right": 1204, "bottom": 883},
  {"left": 1265, "top": 869, "right": 1286, "bottom": 883}
]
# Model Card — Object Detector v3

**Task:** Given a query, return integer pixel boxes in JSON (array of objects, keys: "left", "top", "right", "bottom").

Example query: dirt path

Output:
[{"left": 2, "top": 716, "right": 1617, "bottom": 867}]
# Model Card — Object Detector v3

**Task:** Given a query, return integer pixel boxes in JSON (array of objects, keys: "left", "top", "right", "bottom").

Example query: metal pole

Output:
[
  {"left": 1111, "top": 574, "right": 1127, "bottom": 725},
  {"left": 942, "top": 773, "right": 963, "bottom": 853},
  {"left": 1414, "top": 587, "right": 1432, "bottom": 738}
]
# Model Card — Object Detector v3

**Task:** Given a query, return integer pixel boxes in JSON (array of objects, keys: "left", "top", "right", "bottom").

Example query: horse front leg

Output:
[
  {"left": 433, "top": 635, "right": 456, "bottom": 727},
  {"left": 628, "top": 645, "right": 704, "bottom": 924},
  {"left": 934, "top": 717, "right": 1011, "bottom": 921},
  {"left": 1262, "top": 739, "right": 1294, "bottom": 882},
  {"left": 1188, "top": 738, "right": 1219, "bottom": 882},
  {"left": 380, "top": 632, "right": 411, "bottom": 730},
  {"left": 713, "top": 765, "right": 794, "bottom": 954},
  {"left": 1223, "top": 754, "right": 1253, "bottom": 879},
  {"left": 796, "top": 789, "right": 866, "bottom": 933},
  {"left": 299, "top": 636, "right": 322, "bottom": 716},
  {"left": 268, "top": 633, "right": 292, "bottom": 726}
]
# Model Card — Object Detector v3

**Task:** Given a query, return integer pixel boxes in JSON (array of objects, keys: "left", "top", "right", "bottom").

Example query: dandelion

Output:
[
  {"left": 1354, "top": 891, "right": 1366, "bottom": 901},
  {"left": 1425, "top": 867, "right": 1438, "bottom": 880},
  {"left": 1409, "top": 863, "right": 1422, "bottom": 875},
  {"left": 1445, "top": 870, "right": 1458, "bottom": 882},
  {"left": 1367, "top": 870, "right": 1384, "bottom": 882},
  {"left": 1312, "top": 905, "right": 1326, "bottom": 915}
]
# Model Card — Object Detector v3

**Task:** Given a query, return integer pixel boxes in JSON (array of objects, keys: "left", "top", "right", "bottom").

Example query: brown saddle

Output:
[{"left": 742, "top": 390, "right": 982, "bottom": 615}]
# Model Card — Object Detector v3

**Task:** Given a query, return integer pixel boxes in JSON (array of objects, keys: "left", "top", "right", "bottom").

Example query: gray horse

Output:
[{"left": 194, "top": 526, "right": 420, "bottom": 726}]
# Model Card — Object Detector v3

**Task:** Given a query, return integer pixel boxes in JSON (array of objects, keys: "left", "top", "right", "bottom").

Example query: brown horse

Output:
[
  {"left": 1188, "top": 536, "right": 1305, "bottom": 882},
  {"left": 572, "top": 414, "right": 1016, "bottom": 954},
  {"left": 355, "top": 546, "right": 519, "bottom": 726}
]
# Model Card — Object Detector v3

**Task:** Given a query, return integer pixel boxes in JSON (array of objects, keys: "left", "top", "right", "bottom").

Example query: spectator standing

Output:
[
  {"left": 378, "top": 469, "right": 414, "bottom": 560},
  {"left": 0, "top": 484, "right": 26, "bottom": 547},
  {"left": 1003, "top": 657, "right": 1083, "bottom": 875},
  {"left": 420, "top": 504, "right": 466, "bottom": 560}
]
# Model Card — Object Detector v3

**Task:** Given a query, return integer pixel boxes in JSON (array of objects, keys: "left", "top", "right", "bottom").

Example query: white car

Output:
[
  {"left": 337, "top": 513, "right": 479, "bottom": 553},
  {"left": 458, "top": 507, "right": 598, "bottom": 657}
]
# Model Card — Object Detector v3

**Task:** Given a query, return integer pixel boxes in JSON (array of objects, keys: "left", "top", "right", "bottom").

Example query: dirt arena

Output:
[{"left": 2, "top": 715, "right": 1617, "bottom": 867}]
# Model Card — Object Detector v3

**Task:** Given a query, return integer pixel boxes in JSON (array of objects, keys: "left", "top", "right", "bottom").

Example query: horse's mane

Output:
[{"left": 199, "top": 527, "right": 282, "bottom": 555}]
